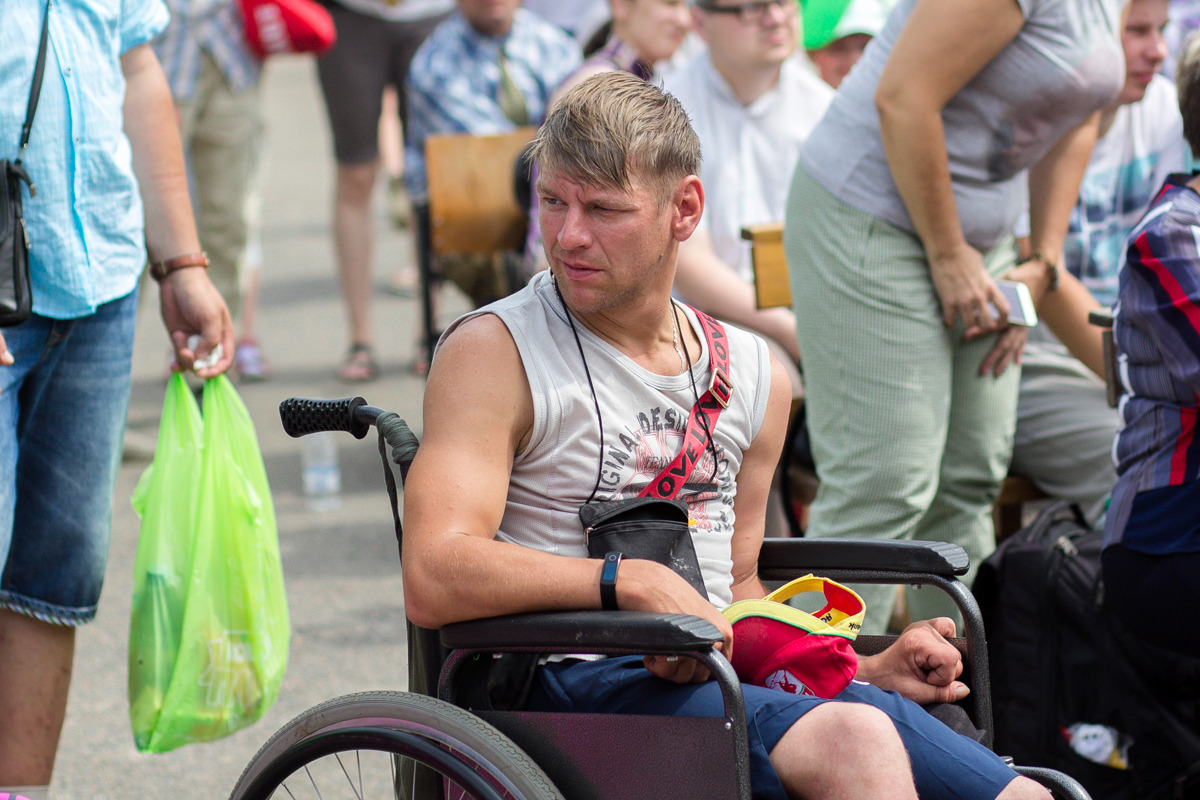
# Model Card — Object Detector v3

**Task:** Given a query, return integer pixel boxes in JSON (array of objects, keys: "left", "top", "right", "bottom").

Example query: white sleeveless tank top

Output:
[{"left": 438, "top": 270, "right": 772, "bottom": 609}]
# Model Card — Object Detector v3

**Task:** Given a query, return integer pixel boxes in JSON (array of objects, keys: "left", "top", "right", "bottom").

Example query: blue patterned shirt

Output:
[
  {"left": 0, "top": 0, "right": 170, "bottom": 319},
  {"left": 153, "top": 0, "right": 261, "bottom": 100},
  {"left": 1106, "top": 174, "right": 1200, "bottom": 552},
  {"left": 404, "top": 9, "right": 580, "bottom": 203}
]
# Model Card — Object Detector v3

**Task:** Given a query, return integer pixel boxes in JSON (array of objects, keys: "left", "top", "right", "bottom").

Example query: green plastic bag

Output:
[{"left": 129, "top": 374, "right": 289, "bottom": 753}]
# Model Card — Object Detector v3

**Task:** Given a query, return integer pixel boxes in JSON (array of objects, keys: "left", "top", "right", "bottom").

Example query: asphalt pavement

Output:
[{"left": 48, "top": 55, "right": 467, "bottom": 799}]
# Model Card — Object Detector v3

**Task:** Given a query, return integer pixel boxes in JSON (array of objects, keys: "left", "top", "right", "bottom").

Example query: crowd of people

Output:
[{"left": 2, "top": 0, "right": 1199, "bottom": 797}]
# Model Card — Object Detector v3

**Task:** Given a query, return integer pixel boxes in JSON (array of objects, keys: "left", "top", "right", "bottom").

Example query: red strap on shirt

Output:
[{"left": 641, "top": 308, "right": 733, "bottom": 500}]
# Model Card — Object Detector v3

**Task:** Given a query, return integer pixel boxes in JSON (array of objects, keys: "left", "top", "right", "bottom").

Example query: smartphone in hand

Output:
[{"left": 992, "top": 279, "right": 1038, "bottom": 326}]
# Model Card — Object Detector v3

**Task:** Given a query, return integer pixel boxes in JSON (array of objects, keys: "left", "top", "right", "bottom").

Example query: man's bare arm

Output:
[
  {"left": 402, "top": 315, "right": 722, "bottom": 633},
  {"left": 402, "top": 314, "right": 592, "bottom": 628},
  {"left": 121, "top": 43, "right": 233, "bottom": 375},
  {"left": 730, "top": 351, "right": 792, "bottom": 603}
]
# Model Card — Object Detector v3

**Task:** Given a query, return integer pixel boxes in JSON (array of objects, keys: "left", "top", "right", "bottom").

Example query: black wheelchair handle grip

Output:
[{"left": 279, "top": 396, "right": 370, "bottom": 440}]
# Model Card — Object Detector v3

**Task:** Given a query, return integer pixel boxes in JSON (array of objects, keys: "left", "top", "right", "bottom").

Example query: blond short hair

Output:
[
  {"left": 1178, "top": 31, "right": 1200, "bottom": 154},
  {"left": 529, "top": 71, "right": 701, "bottom": 205}
]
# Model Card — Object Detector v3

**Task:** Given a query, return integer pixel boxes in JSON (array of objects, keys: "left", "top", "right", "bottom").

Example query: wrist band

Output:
[
  {"left": 1030, "top": 250, "right": 1059, "bottom": 290},
  {"left": 600, "top": 551, "right": 622, "bottom": 611},
  {"left": 150, "top": 251, "right": 209, "bottom": 282}
]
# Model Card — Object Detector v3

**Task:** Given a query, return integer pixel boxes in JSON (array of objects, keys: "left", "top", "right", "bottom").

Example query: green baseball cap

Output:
[{"left": 802, "top": 0, "right": 887, "bottom": 51}]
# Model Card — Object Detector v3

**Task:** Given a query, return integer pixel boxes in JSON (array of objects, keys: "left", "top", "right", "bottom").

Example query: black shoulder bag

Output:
[{"left": 1, "top": 2, "right": 51, "bottom": 328}]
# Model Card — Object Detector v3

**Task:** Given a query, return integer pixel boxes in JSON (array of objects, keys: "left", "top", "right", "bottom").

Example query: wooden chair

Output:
[
  {"left": 1088, "top": 308, "right": 1121, "bottom": 408},
  {"left": 739, "top": 222, "right": 1047, "bottom": 541},
  {"left": 416, "top": 127, "right": 537, "bottom": 355}
]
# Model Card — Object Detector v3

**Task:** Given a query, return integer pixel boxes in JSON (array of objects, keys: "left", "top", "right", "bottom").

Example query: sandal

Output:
[
  {"left": 234, "top": 337, "right": 271, "bottom": 381},
  {"left": 410, "top": 343, "right": 430, "bottom": 377},
  {"left": 337, "top": 343, "right": 378, "bottom": 382},
  {"left": 383, "top": 265, "right": 418, "bottom": 298},
  {"left": 387, "top": 175, "right": 413, "bottom": 231}
]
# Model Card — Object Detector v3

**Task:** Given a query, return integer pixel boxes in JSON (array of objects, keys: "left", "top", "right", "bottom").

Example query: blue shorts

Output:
[
  {"left": 0, "top": 290, "right": 138, "bottom": 625},
  {"left": 529, "top": 656, "right": 1017, "bottom": 800}
]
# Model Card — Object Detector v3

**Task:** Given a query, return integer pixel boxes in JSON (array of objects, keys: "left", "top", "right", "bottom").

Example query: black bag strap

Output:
[
  {"left": 1018, "top": 498, "right": 1089, "bottom": 545},
  {"left": 17, "top": 0, "right": 52, "bottom": 164}
]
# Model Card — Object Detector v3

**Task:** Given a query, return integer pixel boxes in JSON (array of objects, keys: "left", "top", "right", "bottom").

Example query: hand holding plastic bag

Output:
[{"left": 129, "top": 374, "right": 289, "bottom": 752}]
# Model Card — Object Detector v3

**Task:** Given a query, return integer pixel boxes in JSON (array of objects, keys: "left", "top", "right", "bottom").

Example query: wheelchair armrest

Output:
[
  {"left": 758, "top": 538, "right": 969, "bottom": 579},
  {"left": 1088, "top": 307, "right": 1121, "bottom": 408},
  {"left": 440, "top": 610, "right": 723, "bottom": 655},
  {"left": 758, "top": 538, "right": 994, "bottom": 748},
  {"left": 438, "top": 610, "right": 751, "bottom": 789}
]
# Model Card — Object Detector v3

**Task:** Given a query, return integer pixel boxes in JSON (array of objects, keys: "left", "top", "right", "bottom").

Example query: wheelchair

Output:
[{"left": 227, "top": 396, "right": 1093, "bottom": 800}]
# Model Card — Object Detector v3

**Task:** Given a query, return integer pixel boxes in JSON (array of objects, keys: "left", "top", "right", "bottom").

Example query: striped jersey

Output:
[{"left": 1106, "top": 173, "right": 1200, "bottom": 550}]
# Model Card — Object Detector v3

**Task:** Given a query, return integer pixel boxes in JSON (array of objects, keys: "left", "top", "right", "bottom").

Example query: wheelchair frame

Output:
[{"left": 226, "top": 397, "right": 1092, "bottom": 800}]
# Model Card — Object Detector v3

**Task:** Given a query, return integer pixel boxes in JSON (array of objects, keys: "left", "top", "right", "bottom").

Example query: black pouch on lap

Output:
[
  {"left": 451, "top": 652, "right": 541, "bottom": 713},
  {"left": 580, "top": 496, "right": 708, "bottom": 600}
]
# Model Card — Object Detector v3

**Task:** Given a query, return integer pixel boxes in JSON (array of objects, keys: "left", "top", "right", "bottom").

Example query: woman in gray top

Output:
[{"left": 783, "top": 0, "right": 1123, "bottom": 632}]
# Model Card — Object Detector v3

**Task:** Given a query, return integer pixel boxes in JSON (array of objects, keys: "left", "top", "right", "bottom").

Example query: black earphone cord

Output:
[{"left": 553, "top": 276, "right": 719, "bottom": 506}]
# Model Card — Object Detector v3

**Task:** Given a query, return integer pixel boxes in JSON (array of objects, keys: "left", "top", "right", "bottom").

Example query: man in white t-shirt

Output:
[
  {"left": 665, "top": 0, "right": 833, "bottom": 383},
  {"left": 1012, "top": 0, "right": 1184, "bottom": 523}
]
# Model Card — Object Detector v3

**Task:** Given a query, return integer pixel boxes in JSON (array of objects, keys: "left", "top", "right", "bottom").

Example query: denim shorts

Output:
[
  {"left": 0, "top": 289, "right": 138, "bottom": 625},
  {"left": 529, "top": 655, "right": 1017, "bottom": 800}
]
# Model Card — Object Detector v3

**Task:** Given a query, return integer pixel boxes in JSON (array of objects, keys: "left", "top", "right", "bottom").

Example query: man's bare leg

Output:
[
  {"left": 771, "top": 700, "right": 1054, "bottom": 800},
  {"left": 770, "top": 703, "right": 919, "bottom": 799},
  {"left": 0, "top": 609, "right": 75, "bottom": 786}
]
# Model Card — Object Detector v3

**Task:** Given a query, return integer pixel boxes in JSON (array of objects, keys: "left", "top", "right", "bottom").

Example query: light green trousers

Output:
[
  {"left": 784, "top": 166, "right": 1020, "bottom": 634},
  {"left": 175, "top": 52, "right": 264, "bottom": 323}
]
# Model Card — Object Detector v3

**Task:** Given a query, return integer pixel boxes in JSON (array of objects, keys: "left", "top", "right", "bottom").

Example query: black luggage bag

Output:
[{"left": 974, "top": 500, "right": 1200, "bottom": 800}]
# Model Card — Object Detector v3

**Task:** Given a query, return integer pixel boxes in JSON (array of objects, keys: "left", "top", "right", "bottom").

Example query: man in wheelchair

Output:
[{"left": 401, "top": 71, "right": 1049, "bottom": 800}]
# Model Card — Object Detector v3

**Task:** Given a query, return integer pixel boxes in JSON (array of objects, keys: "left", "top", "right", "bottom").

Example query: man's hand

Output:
[
  {"left": 159, "top": 268, "right": 234, "bottom": 377},
  {"left": 0, "top": 330, "right": 11, "bottom": 368},
  {"left": 616, "top": 559, "right": 731, "bottom": 684},
  {"left": 855, "top": 617, "right": 969, "bottom": 705},
  {"left": 644, "top": 652, "right": 719, "bottom": 684}
]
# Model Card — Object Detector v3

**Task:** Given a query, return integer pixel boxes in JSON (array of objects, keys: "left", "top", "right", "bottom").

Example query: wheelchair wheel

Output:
[{"left": 229, "top": 691, "right": 564, "bottom": 800}]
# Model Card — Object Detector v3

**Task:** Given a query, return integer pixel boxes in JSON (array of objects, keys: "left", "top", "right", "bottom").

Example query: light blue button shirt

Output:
[{"left": 0, "top": 0, "right": 170, "bottom": 319}]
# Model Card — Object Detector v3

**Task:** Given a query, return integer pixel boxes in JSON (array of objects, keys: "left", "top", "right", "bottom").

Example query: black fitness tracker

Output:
[{"left": 600, "top": 551, "right": 623, "bottom": 611}]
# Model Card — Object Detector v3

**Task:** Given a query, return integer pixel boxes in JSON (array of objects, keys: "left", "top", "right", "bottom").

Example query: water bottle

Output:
[{"left": 301, "top": 431, "right": 342, "bottom": 511}]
